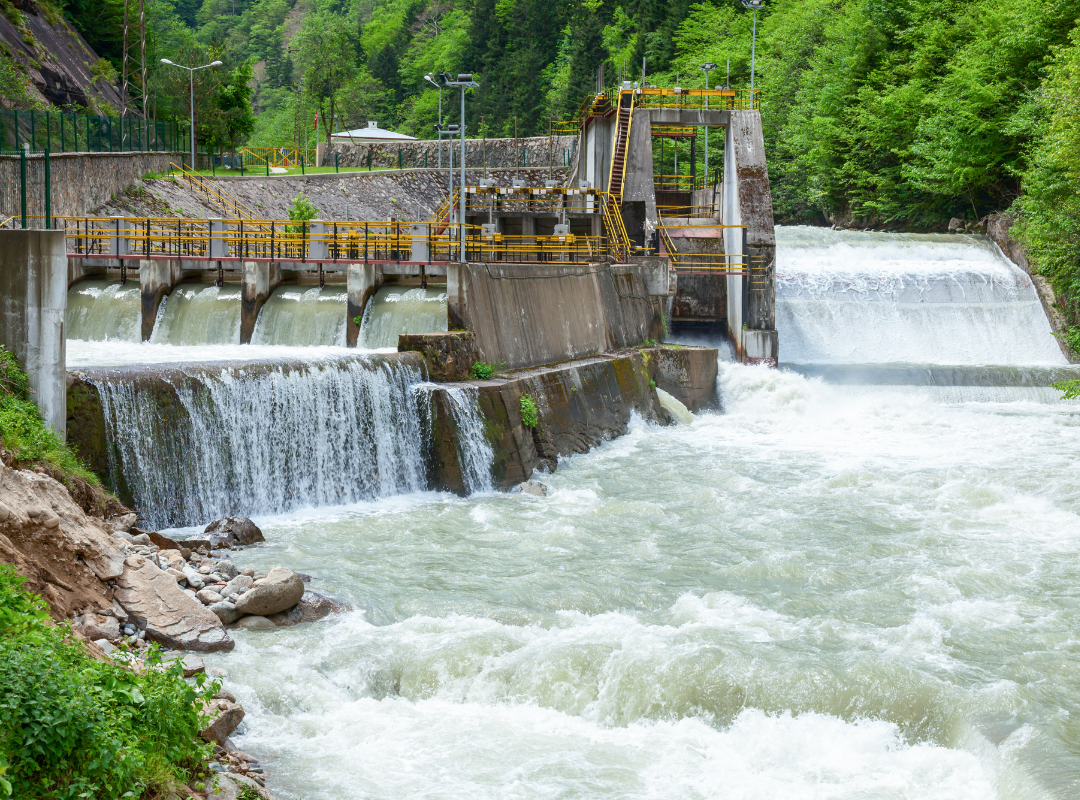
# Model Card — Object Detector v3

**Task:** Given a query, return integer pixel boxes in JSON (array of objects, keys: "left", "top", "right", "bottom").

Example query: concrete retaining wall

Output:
[
  {"left": 428, "top": 345, "right": 718, "bottom": 493},
  {"left": 447, "top": 261, "right": 663, "bottom": 370},
  {"left": 0, "top": 230, "right": 67, "bottom": 435},
  {"left": 1, "top": 151, "right": 183, "bottom": 220},
  {"left": 326, "top": 136, "right": 577, "bottom": 171}
]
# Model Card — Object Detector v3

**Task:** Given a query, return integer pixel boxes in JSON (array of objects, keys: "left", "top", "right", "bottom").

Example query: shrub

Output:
[
  {"left": 470, "top": 362, "right": 495, "bottom": 380},
  {"left": 0, "top": 346, "right": 98, "bottom": 485},
  {"left": 286, "top": 193, "right": 319, "bottom": 234},
  {"left": 1052, "top": 379, "right": 1080, "bottom": 400},
  {"left": 0, "top": 566, "right": 216, "bottom": 799},
  {"left": 520, "top": 394, "right": 539, "bottom": 428}
]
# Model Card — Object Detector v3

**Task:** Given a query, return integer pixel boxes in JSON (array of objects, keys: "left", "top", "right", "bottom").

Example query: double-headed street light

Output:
[
  {"left": 434, "top": 122, "right": 461, "bottom": 231},
  {"left": 741, "top": 0, "right": 764, "bottom": 96},
  {"left": 425, "top": 73, "right": 444, "bottom": 168},
  {"left": 439, "top": 73, "right": 479, "bottom": 263},
  {"left": 700, "top": 62, "right": 717, "bottom": 178},
  {"left": 160, "top": 58, "right": 222, "bottom": 170}
]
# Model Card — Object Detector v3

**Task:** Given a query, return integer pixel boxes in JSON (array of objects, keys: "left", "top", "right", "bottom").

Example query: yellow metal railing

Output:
[
  {"left": 240, "top": 147, "right": 316, "bottom": 169},
  {"left": 634, "top": 87, "right": 759, "bottom": 111},
  {"left": 169, "top": 163, "right": 264, "bottom": 226},
  {"left": 654, "top": 174, "right": 697, "bottom": 192},
  {"left": 657, "top": 223, "right": 750, "bottom": 274}
]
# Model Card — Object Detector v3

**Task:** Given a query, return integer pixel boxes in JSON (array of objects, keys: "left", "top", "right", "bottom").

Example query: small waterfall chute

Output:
[
  {"left": 149, "top": 283, "right": 243, "bottom": 345},
  {"left": 66, "top": 280, "right": 141, "bottom": 342},
  {"left": 440, "top": 386, "right": 495, "bottom": 494},
  {"left": 358, "top": 286, "right": 448, "bottom": 349},
  {"left": 251, "top": 286, "right": 348, "bottom": 347},
  {"left": 656, "top": 388, "right": 694, "bottom": 424}
]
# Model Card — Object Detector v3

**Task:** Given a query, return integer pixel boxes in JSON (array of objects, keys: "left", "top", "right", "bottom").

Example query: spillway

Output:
[
  {"left": 358, "top": 286, "right": 448, "bottom": 349},
  {"left": 775, "top": 227, "right": 1067, "bottom": 367},
  {"left": 66, "top": 280, "right": 141, "bottom": 342},
  {"left": 79, "top": 356, "right": 494, "bottom": 528},
  {"left": 251, "top": 286, "right": 348, "bottom": 346},
  {"left": 149, "top": 283, "right": 243, "bottom": 345}
]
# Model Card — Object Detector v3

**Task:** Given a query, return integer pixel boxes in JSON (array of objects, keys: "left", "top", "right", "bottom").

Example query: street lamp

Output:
[
  {"left": 439, "top": 73, "right": 479, "bottom": 263},
  {"left": 700, "top": 62, "right": 717, "bottom": 181},
  {"left": 435, "top": 122, "right": 460, "bottom": 232},
  {"left": 741, "top": 0, "right": 764, "bottom": 97},
  {"left": 160, "top": 58, "right": 222, "bottom": 170},
  {"left": 425, "top": 73, "right": 444, "bottom": 168}
]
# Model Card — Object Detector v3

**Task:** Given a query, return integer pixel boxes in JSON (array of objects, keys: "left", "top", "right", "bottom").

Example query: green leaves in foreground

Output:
[
  {"left": 0, "top": 566, "right": 218, "bottom": 800},
  {"left": 1052, "top": 379, "right": 1080, "bottom": 400}
]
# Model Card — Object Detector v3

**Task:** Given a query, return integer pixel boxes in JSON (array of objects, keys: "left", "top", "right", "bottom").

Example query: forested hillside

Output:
[{"left": 3, "top": 0, "right": 1080, "bottom": 334}]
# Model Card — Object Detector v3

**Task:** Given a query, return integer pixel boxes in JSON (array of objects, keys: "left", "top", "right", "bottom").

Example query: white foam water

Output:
[
  {"left": 204, "top": 363, "right": 1080, "bottom": 800},
  {"left": 149, "top": 283, "right": 243, "bottom": 345},
  {"left": 358, "top": 286, "right": 448, "bottom": 349},
  {"left": 439, "top": 385, "right": 495, "bottom": 494},
  {"left": 93, "top": 356, "right": 430, "bottom": 528},
  {"left": 251, "top": 286, "right": 348, "bottom": 346},
  {"left": 775, "top": 227, "right": 1067, "bottom": 366},
  {"left": 66, "top": 280, "right": 142, "bottom": 342}
]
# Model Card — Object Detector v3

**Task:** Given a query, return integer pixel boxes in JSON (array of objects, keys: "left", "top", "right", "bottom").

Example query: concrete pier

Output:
[
  {"left": 0, "top": 230, "right": 68, "bottom": 435},
  {"left": 139, "top": 258, "right": 181, "bottom": 341},
  {"left": 241, "top": 261, "right": 282, "bottom": 343},
  {"left": 347, "top": 264, "right": 382, "bottom": 346}
]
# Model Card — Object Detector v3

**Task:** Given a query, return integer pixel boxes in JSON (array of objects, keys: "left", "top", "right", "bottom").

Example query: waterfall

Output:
[
  {"left": 67, "top": 280, "right": 141, "bottom": 342},
  {"left": 775, "top": 227, "right": 1068, "bottom": 366},
  {"left": 358, "top": 286, "right": 448, "bottom": 349},
  {"left": 251, "top": 286, "right": 348, "bottom": 347},
  {"left": 149, "top": 283, "right": 243, "bottom": 345},
  {"left": 88, "top": 356, "right": 430, "bottom": 528},
  {"left": 440, "top": 386, "right": 494, "bottom": 494}
]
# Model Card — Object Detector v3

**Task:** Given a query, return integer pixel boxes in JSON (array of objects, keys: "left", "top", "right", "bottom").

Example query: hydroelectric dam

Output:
[{"left": 4, "top": 83, "right": 1080, "bottom": 800}]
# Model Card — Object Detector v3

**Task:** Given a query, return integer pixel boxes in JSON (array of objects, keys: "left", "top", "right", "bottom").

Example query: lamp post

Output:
[
  {"left": 160, "top": 58, "right": 222, "bottom": 170},
  {"left": 425, "top": 73, "right": 443, "bottom": 168},
  {"left": 700, "top": 62, "right": 716, "bottom": 183},
  {"left": 440, "top": 73, "right": 479, "bottom": 263},
  {"left": 435, "top": 122, "right": 460, "bottom": 229},
  {"left": 741, "top": 0, "right": 764, "bottom": 97}
]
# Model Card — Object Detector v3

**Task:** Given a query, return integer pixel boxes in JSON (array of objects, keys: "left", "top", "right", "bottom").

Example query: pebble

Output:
[
  {"left": 123, "top": 624, "right": 136, "bottom": 636},
  {"left": 197, "top": 588, "right": 225, "bottom": 605}
]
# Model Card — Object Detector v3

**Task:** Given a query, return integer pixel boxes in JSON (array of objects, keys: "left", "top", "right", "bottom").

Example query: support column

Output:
[
  {"left": 0, "top": 230, "right": 67, "bottom": 435},
  {"left": 347, "top": 263, "right": 382, "bottom": 347},
  {"left": 140, "top": 258, "right": 180, "bottom": 341},
  {"left": 446, "top": 262, "right": 469, "bottom": 332},
  {"left": 241, "top": 261, "right": 281, "bottom": 344}
]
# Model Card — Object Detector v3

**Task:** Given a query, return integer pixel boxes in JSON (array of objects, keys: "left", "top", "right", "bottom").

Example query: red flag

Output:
[{"left": 314, "top": 113, "right": 319, "bottom": 132}]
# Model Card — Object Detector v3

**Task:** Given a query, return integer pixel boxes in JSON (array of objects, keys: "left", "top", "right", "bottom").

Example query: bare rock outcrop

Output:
[
  {"left": 114, "top": 554, "right": 234, "bottom": 652},
  {"left": 232, "top": 567, "right": 305, "bottom": 617}
]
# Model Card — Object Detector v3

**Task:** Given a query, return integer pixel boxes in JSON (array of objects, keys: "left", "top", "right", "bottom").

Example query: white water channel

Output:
[{"left": 78, "top": 228, "right": 1080, "bottom": 798}]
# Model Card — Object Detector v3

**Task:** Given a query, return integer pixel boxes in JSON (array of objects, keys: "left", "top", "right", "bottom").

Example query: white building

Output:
[{"left": 330, "top": 121, "right": 417, "bottom": 145}]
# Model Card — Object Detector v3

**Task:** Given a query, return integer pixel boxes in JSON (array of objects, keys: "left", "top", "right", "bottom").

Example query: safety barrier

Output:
[{"left": 0, "top": 109, "right": 186, "bottom": 155}]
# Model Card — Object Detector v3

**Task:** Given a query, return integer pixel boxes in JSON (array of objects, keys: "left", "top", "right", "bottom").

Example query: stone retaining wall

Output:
[
  {"left": 1, "top": 151, "right": 183, "bottom": 221},
  {"left": 326, "top": 135, "right": 577, "bottom": 172}
]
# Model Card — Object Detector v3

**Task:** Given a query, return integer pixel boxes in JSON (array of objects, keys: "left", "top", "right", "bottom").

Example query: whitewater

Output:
[{"left": 70, "top": 227, "right": 1080, "bottom": 798}]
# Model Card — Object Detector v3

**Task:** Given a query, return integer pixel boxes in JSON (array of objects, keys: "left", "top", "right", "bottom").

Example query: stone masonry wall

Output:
[
  {"left": 1, "top": 151, "right": 183, "bottom": 221},
  {"left": 326, "top": 135, "right": 577, "bottom": 172}
]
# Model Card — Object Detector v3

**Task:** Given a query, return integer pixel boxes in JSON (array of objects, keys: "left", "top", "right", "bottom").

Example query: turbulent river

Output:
[{"left": 74, "top": 227, "right": 1080, "bottom": 799}]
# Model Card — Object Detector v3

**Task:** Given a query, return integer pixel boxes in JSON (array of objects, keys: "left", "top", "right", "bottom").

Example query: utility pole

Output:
[
  {"left": 121, "top": 0, "right": 129, "bottom": 117},
  {"left": 425, "top": 73, "right": 443, "bottom": 168},
  {"left": 440, "top": 73, "right": 479, "bottom": 263},
  {"left": 160, "top": 58, "right": 222, "bottom": 169},
  {"left": 700, "top": 62, "right": 716, "bottom": 182},
  {"left": 742, "top": 0, "right": 764, "bottom": 96},
  {"left": 139, "top": 0, "right": 146, "bottom": 118}
]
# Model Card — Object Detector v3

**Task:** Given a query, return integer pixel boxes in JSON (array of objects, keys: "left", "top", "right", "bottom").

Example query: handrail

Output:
[{"left": 169, "top": 162, "right": 263, "bottom": 225}]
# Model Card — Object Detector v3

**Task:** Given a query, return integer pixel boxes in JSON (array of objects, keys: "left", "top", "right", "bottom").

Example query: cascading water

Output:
[
  {"left": 149, "top": 283, "right": 243, "bottom": 345},
  {"left": 439, "top": 386, "right": 495, "bottom": 494},
  {"left": 90, "top": 356, "right": 430, "bottom": 528},
  {"left": 66, "top": 280, "right": 141, "bottom": 342},
  {"left": 358, "top": 285, "right": 448, "bottom": 349},
  {"left": 775, "top": 227, "right": 1068, "bottom": 367},
  {"left": 251, "top": 286, "right": 348, "bottom": 347}
]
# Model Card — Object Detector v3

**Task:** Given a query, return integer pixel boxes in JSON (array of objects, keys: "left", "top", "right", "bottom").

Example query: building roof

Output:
[{"left": 331, "top": 121, "right": 417, "bottom": 141}]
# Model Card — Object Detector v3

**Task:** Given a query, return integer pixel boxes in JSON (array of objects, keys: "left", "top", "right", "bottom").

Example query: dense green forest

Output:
[{"left": 5, "top": 0, "right": 1080, "bottom": 331}]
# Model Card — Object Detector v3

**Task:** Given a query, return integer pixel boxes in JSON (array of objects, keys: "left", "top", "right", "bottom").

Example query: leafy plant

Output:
[
  {"left": 0, "top": 566, "right": 218, "bottom": 799},
  {"left": 286, "top": 193, "right": 319, "bottom": 234},
  {"left": 520, "top": 394, "right": 539, "bottom": 428},
  {"left": 1052, "top": 379, "right": 1080, "bottom": 400},
  {"left": 470, "top": 362, "right": 496, "bottom": 380},
  {"left": 0, "top": 346, "right": 98, "bottom": 485}
]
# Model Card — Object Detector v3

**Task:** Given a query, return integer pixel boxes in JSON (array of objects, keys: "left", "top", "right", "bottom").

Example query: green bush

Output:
[
  {"left": 285, "top": 193, "right": 319, "bottom": 234},
  {"left": 0, "top": 566, "right": 217, "bottom": 799},
  {"left": 0, "top": 346, "right": 98, "bottom": 485},
  {"left": 520, "top": 395, "right": 539, "bottom": 429},
  {"left": 470, "top": 362, "right": 495, "bottom": 380},
  {"left": 1052, "top": 379, "right": 1080, "bottom": 400}
]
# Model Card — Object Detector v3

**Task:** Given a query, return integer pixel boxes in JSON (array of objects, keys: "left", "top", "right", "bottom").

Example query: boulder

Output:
[
  {"left": 147, "top": 530, "right": 190, "bottom": 558},
  {"left": 233, "top": 615, "right": 275, "bottom": 630},
  {"left": 158, "top": 549, "right": 187, "bottom": 572},
  {"left": 196, "top": 588, "right": 224, "bottom": 606},
  {"left": 77, "top": 612, "right": 121, "bottom": 643},
  {"left": 232, "top": 567, "right": 304, "bottom": 617},
  {"left": 204, "top": 517, "right": 265, "bottom": 547},
  {"left": 180, "top": 537, "right": 212, "bottom": 554},
  {"left": 200, "top": 697, "right": 245, "bottom": 745},
  {"left": 518, "top": 480, "right": 548, "bottom": 497},
  {"left": 268, "top": 591, "right": 351, "bottom": 627},
  {"left": 220, "top": 575, "right": 253, "bottom": 598},
  {"left": 163, "top": 651, "right": 205, "bottom": 677},
  {"left": 113, "top": 555, "right": 234, "bottom": 652},
  {"left": 209, "top": 601, "right": 241, "bottom": 625},
  {"left": 216, "top": 559, "right": 240, "bottom": 580}
]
